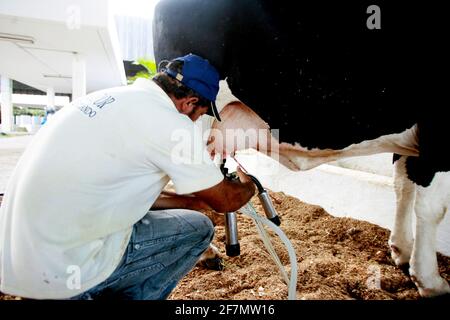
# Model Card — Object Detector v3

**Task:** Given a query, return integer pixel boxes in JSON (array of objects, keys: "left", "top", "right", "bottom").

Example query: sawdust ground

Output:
[
  {"left": 168, "top": 191, "right": 450, "bottom": 300},
  {"left": 1, "top": 192, "right": 449, "bottom": 300}
]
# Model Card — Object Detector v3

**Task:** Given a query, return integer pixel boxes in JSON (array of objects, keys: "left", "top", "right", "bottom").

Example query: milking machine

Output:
[
  {"left": 219, "top": 158, "right": 298, "bottom": 300},
  {"left": 248, "top": 174, "right": 281, "bottom": 227},
  {"left": 220, "top": 159, "right": 281, "bottom": 257},
  {"left": 220, "top": 160, "right": 241, "bottom": 257}
]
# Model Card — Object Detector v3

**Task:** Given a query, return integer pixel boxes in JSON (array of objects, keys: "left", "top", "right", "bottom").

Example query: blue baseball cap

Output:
[{"left": 165, "top": 54, "right": 221, "bottom": 121}]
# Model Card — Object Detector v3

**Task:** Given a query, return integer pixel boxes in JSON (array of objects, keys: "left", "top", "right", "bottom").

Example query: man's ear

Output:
[
  {"left": 179, "top": 97, "right": 199, "bottom": 114},
  {"left": 186, "top": 96, "right": 199, "bottom": 107}
]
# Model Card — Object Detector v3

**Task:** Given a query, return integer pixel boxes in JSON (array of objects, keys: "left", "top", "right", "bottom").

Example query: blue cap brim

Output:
[{"left": 208, "top": 101, "right": 221, "bottom": 122}]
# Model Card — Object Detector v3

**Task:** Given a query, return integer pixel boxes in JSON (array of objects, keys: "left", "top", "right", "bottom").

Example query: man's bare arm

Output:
[{"left": 151, "top": 193, "right": 211, "bottom": 211}]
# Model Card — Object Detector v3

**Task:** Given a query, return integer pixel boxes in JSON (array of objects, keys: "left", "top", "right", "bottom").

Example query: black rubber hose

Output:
[{"left": 247, "top": 174, "right": 265, "bottom": 194}]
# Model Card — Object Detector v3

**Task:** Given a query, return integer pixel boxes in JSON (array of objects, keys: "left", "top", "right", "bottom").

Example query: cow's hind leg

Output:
[
  {"left": 409, "top": 172, "right": 450, "bottom": 297},
  {"left": 389, "top": 155, "right": 415, "bottom": 268}
]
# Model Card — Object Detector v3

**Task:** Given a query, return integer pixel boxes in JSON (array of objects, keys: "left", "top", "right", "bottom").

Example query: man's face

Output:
[
  {"left": 175, "top": 96, "right": 209, "bottom": 122},
  {"left": 187, "top": 105, "right": 209, "bottom": 122}
]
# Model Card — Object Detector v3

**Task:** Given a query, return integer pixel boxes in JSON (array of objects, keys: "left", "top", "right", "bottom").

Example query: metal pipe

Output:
[
  {"left": 258, "top": 191, "right": 281, "bottom": 226},
  {"left": 247, "top": 174, "right": 281, "bottom": 226},
  {"left": 224, "top": 211, "right": 240, "bottom": 256}
]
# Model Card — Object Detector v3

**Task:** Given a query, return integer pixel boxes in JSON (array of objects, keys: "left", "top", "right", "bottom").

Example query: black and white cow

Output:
[{"left": 153, "top": 0, "right": 449, "bottom": 297}]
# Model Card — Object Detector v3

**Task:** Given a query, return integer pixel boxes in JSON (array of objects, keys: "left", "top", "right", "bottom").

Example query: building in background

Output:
[{"left": 0, "top": 0, "right": 133, "bottom": 133}]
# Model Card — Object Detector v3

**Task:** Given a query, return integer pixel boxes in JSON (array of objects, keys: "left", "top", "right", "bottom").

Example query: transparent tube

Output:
[{"left": 239, "top": 203, "right": 298, "bottom": 300}]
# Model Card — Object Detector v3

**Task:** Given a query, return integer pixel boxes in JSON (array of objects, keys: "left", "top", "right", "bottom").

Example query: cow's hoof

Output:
[
  {"left": 389, "top": 244, "right": 411, "bottom": 267},
  {"left": 201, "top": 257, "right": 225, "bottom": 271},
  {"left": 410, "top": 274, "right": 450, "bottom": 298}
]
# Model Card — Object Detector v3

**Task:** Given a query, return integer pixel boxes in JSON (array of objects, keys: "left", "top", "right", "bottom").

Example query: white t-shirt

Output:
[{"left": 0, "top": 78, "right": 224, "bottom": 299}]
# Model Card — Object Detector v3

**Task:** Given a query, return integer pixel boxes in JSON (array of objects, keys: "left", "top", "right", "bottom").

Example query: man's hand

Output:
[
  {"left": 153, "top": 166, "right": 256, "bottom": 213},
  {"left": 193, "top": 167, "right": 256, "bottom": 213}
]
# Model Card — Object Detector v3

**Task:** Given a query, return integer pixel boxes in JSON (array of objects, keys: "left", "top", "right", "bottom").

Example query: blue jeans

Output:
[{"left": 72, "top": 209, "right": 214, "bottom": 300}]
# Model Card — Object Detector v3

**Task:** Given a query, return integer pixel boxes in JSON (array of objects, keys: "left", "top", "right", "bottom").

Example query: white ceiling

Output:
[{"left": 0, "top": 0, "right": 126, "bottom": 94}]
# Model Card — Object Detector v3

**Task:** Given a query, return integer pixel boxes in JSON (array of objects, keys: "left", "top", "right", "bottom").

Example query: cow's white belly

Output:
[{"left": 277, "top": 125, "right": 419, "bottom": 171}]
